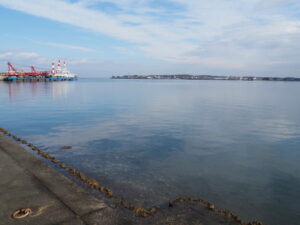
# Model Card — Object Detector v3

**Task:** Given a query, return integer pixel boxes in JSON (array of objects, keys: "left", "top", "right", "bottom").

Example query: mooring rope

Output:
[
  {"left": 11, "top": 208, "right": 32, "bottom": 219},
  {"left": 0, "top": 127, "right": 264, "bottom": 225}
]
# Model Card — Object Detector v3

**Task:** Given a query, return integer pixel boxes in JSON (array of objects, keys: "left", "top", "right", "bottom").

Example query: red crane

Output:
[
  {"left": 3, "top": 62, "right": 50, "bottom": 76},
  {"left": 7, "top": 62, "right": 17, "bottom": 75},
  {"left": 29, "top": 65, "right": 49, "bottom": 76},
  {"left": 30, "top": 66, "right": 36, "bottom": 73}
]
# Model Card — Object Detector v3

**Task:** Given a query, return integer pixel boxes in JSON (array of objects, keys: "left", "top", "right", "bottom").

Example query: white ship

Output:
[
  {"left": 51, "top": 60, "right": 77, "bottom": 80},
  {"left": 0, "top": 74, "right": 7, "bottom": 81}
]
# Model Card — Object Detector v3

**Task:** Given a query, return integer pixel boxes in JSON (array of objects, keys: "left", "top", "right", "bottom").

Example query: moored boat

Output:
[{"left": 0, "top": 61, "right": 78, "bottom": 82}]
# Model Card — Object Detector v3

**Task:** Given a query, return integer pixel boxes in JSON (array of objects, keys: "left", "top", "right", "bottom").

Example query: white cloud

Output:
[
  {"left": 0, "top": 51, "right": 39, "bottom": 60},
  {"left": 43, "top": 42, "right": 97, "bottom": 52},
  {"left": 68, "top": 58, "right": 98, "bottom": 64},
  {"left": 1, "top": 0, "right": 300, "bottom": 75},
  {"left": 0, "top": 52, "right": 13, "bottom": 59}
]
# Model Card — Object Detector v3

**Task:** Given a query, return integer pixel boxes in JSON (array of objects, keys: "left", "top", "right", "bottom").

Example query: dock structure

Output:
[
  {"left": 2, "top": 76, "right": 76, "bottom": 82},
  {"left": 0, "top": 61, "right": 77, "bottom": 82}
]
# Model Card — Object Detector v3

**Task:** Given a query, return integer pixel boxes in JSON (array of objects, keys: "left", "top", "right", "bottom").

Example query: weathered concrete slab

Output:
[
  {"left": 82, "top": 207, "right": 135, "bottom": 225},
  {"left": 0, "top": 134, "right": 106, "bottom": 225},
  {"left": 0, "top": 146, "right": 75, "bottom": 225},
  {"left": 54, "top": 217, "right": 86, "bottom": 225}
]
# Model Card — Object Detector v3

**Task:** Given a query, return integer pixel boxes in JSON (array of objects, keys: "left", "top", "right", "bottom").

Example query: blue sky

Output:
[{"left": 0, "top": 0, "right": 300, "bottom": 77}]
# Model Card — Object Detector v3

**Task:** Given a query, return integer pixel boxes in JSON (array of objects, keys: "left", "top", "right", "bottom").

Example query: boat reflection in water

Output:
[{"left": 4, "top": 80, "right": 74, "bottom": 102}]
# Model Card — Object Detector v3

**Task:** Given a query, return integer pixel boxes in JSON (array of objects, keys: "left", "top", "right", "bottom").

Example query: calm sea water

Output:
[{"left": 1, "top": 79, "right": 300, "bottom": 225}]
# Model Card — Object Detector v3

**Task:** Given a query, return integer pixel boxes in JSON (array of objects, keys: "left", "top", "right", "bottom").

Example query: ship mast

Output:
[
  {"left": 57, "top": 60, "right": 61, "bottom": 73},
  {"left": 51, "top": 62, "right": 56, "bottom": 75},
  {"left": 63, "top": 61, "right": 67, "bottom": 73}
]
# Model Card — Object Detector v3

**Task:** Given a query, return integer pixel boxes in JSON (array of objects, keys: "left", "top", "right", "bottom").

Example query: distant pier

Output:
[{"left": 111, "top": 74, "right": 300, "bottom": 81}]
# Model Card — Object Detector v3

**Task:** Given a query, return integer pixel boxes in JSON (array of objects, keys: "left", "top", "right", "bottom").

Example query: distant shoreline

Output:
[{"left": 111, "top": 75, "right": 300, "bottom": 81}]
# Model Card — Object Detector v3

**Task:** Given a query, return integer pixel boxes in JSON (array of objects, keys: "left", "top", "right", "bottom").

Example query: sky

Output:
[{"left": 0, "top": 0, "right": 300, "bottom": 77}]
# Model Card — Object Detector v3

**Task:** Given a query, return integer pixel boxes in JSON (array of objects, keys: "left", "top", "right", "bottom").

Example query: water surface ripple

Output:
[{"left": 1, "top": 79, "right": 300, "bottom": 225}]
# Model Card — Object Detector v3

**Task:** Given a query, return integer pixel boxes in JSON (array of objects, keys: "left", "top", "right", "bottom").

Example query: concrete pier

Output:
[{"left": 0, "top": 134, "right": 107, "bottom": 225}]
